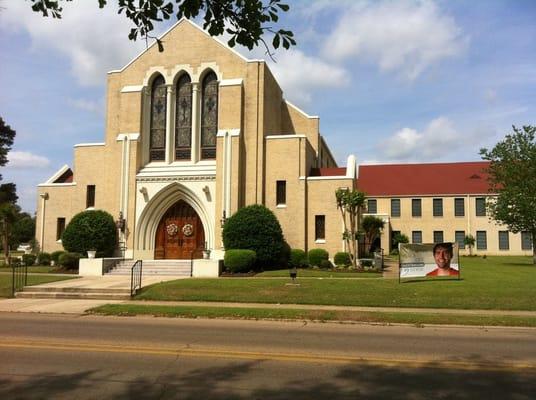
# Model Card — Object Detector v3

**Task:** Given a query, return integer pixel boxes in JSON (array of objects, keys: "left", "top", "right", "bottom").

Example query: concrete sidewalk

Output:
[{"left": 2, "top": 297, "right": 536, "bottom": 318}]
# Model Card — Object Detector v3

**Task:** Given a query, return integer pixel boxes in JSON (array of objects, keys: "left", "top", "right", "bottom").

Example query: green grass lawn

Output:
[
  {"left": 0, "top": 266, "right": 64, "bottom": 274},
  {"left": 0, "top": 274, "right": 77, "bottom": 297},
  {"left": 256, "top": 268, "right": 381, "bottom": 278},
  {"left": 90, "top": 304, "right": 536, "bottom": 327},
  {"left": 136, "top": 256, "right": 536, "bottom": 311}
]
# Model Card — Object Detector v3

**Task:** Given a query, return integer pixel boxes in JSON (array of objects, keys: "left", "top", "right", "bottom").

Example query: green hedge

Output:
[
  {"left": 38, "top": 252, "right": 51, "bottom": 266},
  {"left": 224, "top": 249, "right": 257, "bottom": 273},
  {"left": 289, "top": 249, "right": 308, "bottom": 268},
  {"left": 22, "top": 254, "right": 36, "bottom": 266},
  {"left": 62, "top": 210, "right": 117, "bottom": 257},
  {"left": 307, "top": 248, "right": 329, "bottom": 267},
  {"left": 222, "top": 205, "right": 285, "bottom": 268},
  {"left": 334, "top": 252, "right": 351, "bottom": 267},
  {"left": 58, "top": 252, "right": 82, "bottom": 270},
  {"left": 51, "top": 250, "right": 65, "bottom": 264}
]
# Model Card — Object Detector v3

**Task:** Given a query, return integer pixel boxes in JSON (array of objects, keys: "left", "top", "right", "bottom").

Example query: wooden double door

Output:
[{"left": 155, "top": 200, "right": 205, "bottom": 259}]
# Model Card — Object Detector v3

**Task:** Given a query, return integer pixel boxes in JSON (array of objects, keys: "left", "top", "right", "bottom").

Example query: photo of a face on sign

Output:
[{"left": 399, "top": 243, "right": 459, "bottom": 278}]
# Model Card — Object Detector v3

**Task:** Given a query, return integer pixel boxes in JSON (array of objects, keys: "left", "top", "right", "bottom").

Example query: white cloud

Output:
[
  {"left": 323, "top": 0, "right": 467, "bottom": 80},
  {"left": 1, "top": 2, "right": 147, "bottom": 86},
  {"left": 7, "top": 151, "right": 51, "bottom": 169},
  {"left": 69, "top": 98, "right": 104, "bottom": 114},
  {"left": 379, "top": 117, "right": 463, "bottom": 161},
  {"left": 267, "top": 50, "right": 349, "bottom": 104}
]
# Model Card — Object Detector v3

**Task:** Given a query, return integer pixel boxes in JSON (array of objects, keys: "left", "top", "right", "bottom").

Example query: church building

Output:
[{"left": 35, "top": 19, "right": 532, "bottom": 265}]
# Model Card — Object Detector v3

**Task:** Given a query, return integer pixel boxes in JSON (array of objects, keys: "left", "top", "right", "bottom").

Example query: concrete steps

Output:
[
  {"left": 16, "top": 286, "right": 132, "bottom": 300},
  {"left": 106, "top": 260, "right": 192, "bottom": 276}
]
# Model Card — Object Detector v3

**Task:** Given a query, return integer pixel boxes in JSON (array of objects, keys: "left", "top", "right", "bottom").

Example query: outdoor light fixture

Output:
[
  {"left": 116, "top": 211, "right": 126, "bottom": 232},
  {"left": 220, "top": 210, "right": 227, "bottom": 227}
]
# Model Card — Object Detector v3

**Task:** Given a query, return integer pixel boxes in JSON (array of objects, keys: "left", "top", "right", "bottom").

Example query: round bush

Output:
[
  {"left": 62, "top": 210, "right": 118, "bottom": 257},
  {"left": 320, "top": 259, "right": 333, "bottom": 269},
  {"left": 50, "top": 250, "right": 65, "bottom": 264},
  {"left": 289, "top": 249, "right": 308, "bottom": 268},
  {"left": 58, "top": 252, "right": 82, "bottom": 270},
  {"left": 22, "top": 254, "right": 36, "bottom": 266},
  {"left": 224, "top": 249, "right": 257, "bottom": 273},
  {"left": 222, "top": 205, "right": 285, "bottom": 267},
  {"left": 334, "top": 252, "right": 351, "bottom": 267},
  {"left": 307, "top": 248, "right": 329, "bottom": 267},
  {"left": 37, "top": 252, "right": 51, "bottom": 266}
]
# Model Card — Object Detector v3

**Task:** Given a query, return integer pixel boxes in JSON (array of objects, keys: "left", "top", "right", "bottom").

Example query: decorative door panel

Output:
[{"left": 155, "top": 201, "right": 205, "bottom": 259}]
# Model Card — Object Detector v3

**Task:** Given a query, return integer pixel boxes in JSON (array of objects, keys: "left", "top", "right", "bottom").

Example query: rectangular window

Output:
[
  {"left": 391, "top": 230, "right": 400, "bottom": 250},
  {"left": 521, "top": 231, "right": 533, "bottom": 250},
  {"left": 498, "top": 231, "right": 509, "bottom": 250},
  {"left": 412, "top": 231, "right": 422, "bottom": 244},
  {"left": 455, "top": 231, "right": 465, "bottom": 249},
  {"left": 276, "top": 181, "right": 286, "bottom": 205},
  {"left": 454, "top": 198, "right": 465, "bottom": 217},
  {"left": 476, "top": 231, "right": 487, "bottom": 250},
  {"left": 433, "top": 198, "right": 443, "bottom": 217},
  {"left": 391, "top": 199, "right": 400, "bottom": 217},
  {"left": 433, "top": 231, "right": 444, "bottom": 243},
  {"left": 475, "top": 197, "right": 486, "bottom": 217},
  {"left": 315, "top": 215, "right": 325, "bottom": 241},
  {"left": 56, "top": 218, "right": 66, "bottom": 241},
  {"left": 367, "top": 199, "right": 377, "bottom": 214},
  {"left": 412, "top": 199, "right": 422, "bottom": 217},
  {"left": 86, "top": 185, "right": 96, "bottom": 208}
]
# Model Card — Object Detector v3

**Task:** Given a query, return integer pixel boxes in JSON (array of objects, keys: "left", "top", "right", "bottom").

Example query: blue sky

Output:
[{"left": 1, "top": 0, "right": 535, "bottom": 212}]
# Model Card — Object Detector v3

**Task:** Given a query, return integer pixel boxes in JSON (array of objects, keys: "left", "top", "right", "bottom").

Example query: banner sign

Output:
[{"left": 399, "top": 243, "right": 460, "bottom": 278}]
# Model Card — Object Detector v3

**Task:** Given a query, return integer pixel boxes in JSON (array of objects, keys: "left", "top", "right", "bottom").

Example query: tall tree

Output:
[
  {"left": 336, "top": 188, "right": 366, "bottom": 268},
  {"left": 0, "top": 203, "right": 18, "bottom": 265},
  {"left": 0, "top": 117, "right": 16, "bottom": 181},
  {"left": 480, "top": 125, "right": 536, "bottom": 264},
  {"left": 28, "top": 0, "right": 295, "bottom": 56},
  {"left": 362, "top": 215, "right": 385, "bottom": 253}
]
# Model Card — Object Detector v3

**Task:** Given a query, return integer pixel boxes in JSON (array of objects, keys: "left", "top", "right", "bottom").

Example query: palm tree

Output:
[{"left": 464, "top": 234, "right": 476, "bottom": 256}]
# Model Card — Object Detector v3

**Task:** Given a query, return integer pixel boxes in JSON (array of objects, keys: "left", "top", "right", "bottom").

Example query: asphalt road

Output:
[{"left": 1, "top": 313, "right": 535, "bottom": 399}]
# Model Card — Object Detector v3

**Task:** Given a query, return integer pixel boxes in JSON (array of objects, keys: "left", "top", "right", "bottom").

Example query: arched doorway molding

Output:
[{"left": 135, "top": 182, "right": 213, "bottom": 253}]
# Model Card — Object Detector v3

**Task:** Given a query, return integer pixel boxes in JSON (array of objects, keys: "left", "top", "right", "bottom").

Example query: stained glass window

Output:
[
  {"left": 175, "top": 74, "right": 192, "bottom": 160},
  {"left": 150, "top": 75, "right": 167, "bottom": 161},
  {"left": 201, "top": 71, "right": 218, "bottom": 159}
]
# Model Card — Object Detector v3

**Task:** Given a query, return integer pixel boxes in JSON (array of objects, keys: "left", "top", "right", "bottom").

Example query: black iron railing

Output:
[
  {"left": 130, "top": 260, "right": 142, "bottom": 297},
  {"left": 190, "top": 248, "right": 204, "bottom": 277},
  {"left": 12, "top": 263, "right": 28, "bottom": 297}
]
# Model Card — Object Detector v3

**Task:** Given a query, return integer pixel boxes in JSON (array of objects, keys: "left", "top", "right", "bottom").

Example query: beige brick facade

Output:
[{"left": 35, "top": 19, "right": 531, "bottom": 261}]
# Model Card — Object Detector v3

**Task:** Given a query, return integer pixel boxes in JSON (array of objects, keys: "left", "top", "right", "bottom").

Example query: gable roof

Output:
[
  {"left": 109, "top": 18, "right": 261, "bottom": 74},
  {"left": 357, "top": 162, "right": 491, "bottom": 196}
]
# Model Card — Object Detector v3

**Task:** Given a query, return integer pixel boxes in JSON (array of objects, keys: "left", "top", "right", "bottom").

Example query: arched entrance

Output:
[{"left": 155, "top": 200, "right": 205, "bottom": 259}]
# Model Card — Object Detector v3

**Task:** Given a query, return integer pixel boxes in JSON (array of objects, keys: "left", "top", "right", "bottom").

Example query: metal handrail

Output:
[
  {"left": 190, "top": 247, "right": 204, "bottom": 277},
  {"left": 130, "top": 260, "right": 142, "bottom": 297},
  {"left": 12, "top": 263, "right": 28, "bottom": 297}
]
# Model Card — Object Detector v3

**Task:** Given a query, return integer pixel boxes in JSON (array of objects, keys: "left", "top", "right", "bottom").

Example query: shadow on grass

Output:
[
  {"left": 0, "top": 356, "right": 534, "bottom": 399},
  {"left": 401, "top": 277, "right": 464, "bottom": 284}
]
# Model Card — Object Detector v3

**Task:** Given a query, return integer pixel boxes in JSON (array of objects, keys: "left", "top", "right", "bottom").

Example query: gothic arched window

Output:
[
  {"left": 200, "top": 71, "right": 218, "bottom": 159},
  {"left": 175, "top": 74, "right": 192, "bottom": 161},
  {"left": 149, "top": 75, "right": 167, "bottom": 161}
]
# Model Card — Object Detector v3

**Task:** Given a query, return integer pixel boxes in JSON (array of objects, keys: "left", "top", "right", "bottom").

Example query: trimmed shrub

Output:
[
  {"left": 334, "top": 252, "right": 351, "bottom": 267},
  {"left": 62, "top": 210, "right": 118, "bottom": 257},
  {"left": 58, "top": 252, "right": 82, "bottom": 270},
  {"left": 320, "top": 259, "right": 333, "bottom": 269},
  {"left": 51, "top": 250, "right": 65, "bottom": 265},
  {"left": 9, "top": 257, "right": 21, "bottom": 267},
  {"left": 224, "top": 249, "right": 257, "bottom": 273},
  {"left": 22, "top": 254, "right": 36, "bottom": 266},
  {"left": 273, "top": 241, "right": 291, "bottom": 270},
  {"left": 308, "top": 248, "right": 329, "bottom": 267},
  {"left": 289, "top": 249, "right": 308, "bottom": 268},
  {"left": 37, "top": 252, "right": 51, "bottom": 266},
  {"left": 222, "top": 205, "right": 285, "bottom": 267}
]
